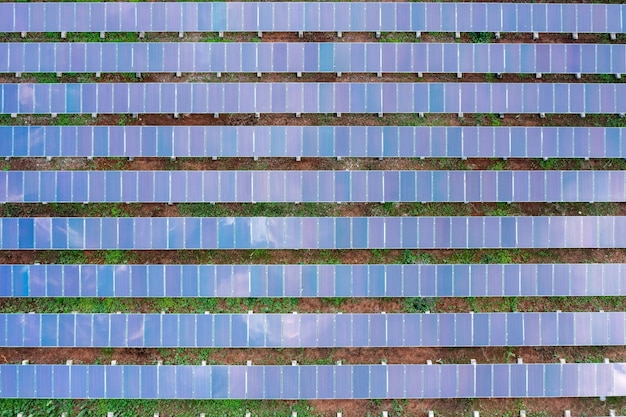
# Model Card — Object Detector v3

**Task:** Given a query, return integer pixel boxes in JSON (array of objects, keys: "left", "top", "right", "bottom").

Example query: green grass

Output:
[
  {"left": 475, "top": 113, "right": 502, "bottom": 127},
  {"left": 404, "top": 297, "right": 437, "bottom": 313},
  {"left": 65, "top": 32, "right": 138, "bottom": 43},
  {"left": 102, "top": 250, "right": 136, "bottom": 264},
  {"left": 57, "top": 250, "right": 89, "bottom": 264},
  {"left": 2, "top": 203, "right": 133, "bottom": 217},
  {"left": 469, "top": 32, "right": 493, "bottom": 43},
  {"left": 379, "top": 32, "right": 420, "bottom": 43},
  {"left": 178, "top": 203, "right": 339, "bottom": 217},
  {"left": 50, "top": 114, "right": 94, "bottom": 126},
  {"left": 0, "top": 399, "right": 321, "bottom": 417},
  {"left": 0, "top": 297, "right": 303, "bottom": 314}
]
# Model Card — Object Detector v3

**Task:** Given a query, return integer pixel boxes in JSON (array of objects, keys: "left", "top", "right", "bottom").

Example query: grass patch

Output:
[
  {"left": 404, "top": 297, "right": 437, "bottom": 313},
  {"left": 475, "top": 113, "right": 502, "bottom": 127},
  {"left": 66, "top": 32, "right": 138, "bottom": 43},
  {"left": 57, "top": 250, "right": 88, "bottom": 264},
  {"left": 101, "top": 250, "right": 135, "bottom": 264},
  {"left": 0, "top": 298, "right": 302, "bottom": 314},
  {"left": 50, "top": 114, "right": 94, "bottom": 126},
  {"left": 178, "top": 203, "right": 339, "bottom": 217},
  {"left": 469, "top": 32, "right": 493, "bottom": 43},
  {"left": 379, "top": 32, "right": 420, "bottom": 43},
  {"left": 0, "top": 399, "right": 321, "bottom": 417}
]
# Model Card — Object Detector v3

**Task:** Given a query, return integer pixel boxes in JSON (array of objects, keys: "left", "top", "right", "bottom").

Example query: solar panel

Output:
[
  {"left": 2, "top": 170, "right": 623, "bottom": 204},
  {"left": 0, "top": 312, "right": 623, "bottom": 348},
  {"left": 1, "top": 263, "right": 624, "bottom": 298},
  {"left": 1, "top": 126, "right": 622, "bottom": 159},
  {"left": 0, "top": 363, "right": 622, "bottom": 399},
  {"left": 3, "top": 83, "right": 625, "bottom": 115},
  {"left": 0, "top": 3, "right": 623, "bottom": 34},
  {"left": 1, "top": 216, "right": 625, "bottom": 250},
  {"left": 4, "top": 43, "right": 625, "bottom": 75}
]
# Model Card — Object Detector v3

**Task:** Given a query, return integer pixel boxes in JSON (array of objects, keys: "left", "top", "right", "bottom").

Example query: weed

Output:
[
  {"left": 322, "top": 298, "right": 346, "bottom": 308},
  {"left": 470, "top": 32, "right": 493, "bottom": 43},
  {"left": 178, "top": 203, "right": 230, "bottom": 217},
  {"left": 489, "top": 159, "right": 507, "bottom": 170},
  {"left": 400, "top": 250, "right": 417, "bottom": 264},
  {"left": 57, "top": 250, "right": 88, "bottom": 264},
  {"left": 481, "top": 250, "right": 515, "bottom": 264},
  {"left": 371, "top": 249, "right": 388, "bottom": 263},
  {"left": 405, "top": 297, "right": 437, "bottom": 313},
  {"left": 537, "top": 158, "right": 567, "bottom": 170},
  {"left": 50, "top": 114, "right": 93, "bottom": 126},
  {"left": 485, "top": 203, "right": 524, "bottom": 216},
  {"left": 318, "top": 250, "right": 341, "bottom": 264},
  {"left": 102, "top": 250, "right": 135, "bottom": 264},
  {"left": 380, "top": 32, "right": 420, "bottom": 43}
]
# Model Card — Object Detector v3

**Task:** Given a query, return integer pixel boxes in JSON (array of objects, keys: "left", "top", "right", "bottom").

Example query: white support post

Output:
[
  {"left": 61, "top": 31, "right": 67, "bottom": 39},
  {"left": 100, "top": 31, "right": 105, "bottom": 39}
]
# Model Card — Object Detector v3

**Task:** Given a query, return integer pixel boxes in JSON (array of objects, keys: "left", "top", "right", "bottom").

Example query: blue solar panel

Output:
[
  {"left": 1, "top": 3, "right": 623, "bottom": 34},
  {"left": 0, "top": 312, "right": 623, "bottom": 348},
  {"left": 2, "top": 363, "right": 624, "bottom": 399},
  {"left": 2, "top": 83, "right": 624, "bottom": 115},
  {"left": 1, "top": 216, "right": 625, "bottom": 250},
  {"left": 1, "top": 126, "right": 623, "bottom": 159},
  {"left": 1, "top": 170, "right": 623, "bottom": 204}
]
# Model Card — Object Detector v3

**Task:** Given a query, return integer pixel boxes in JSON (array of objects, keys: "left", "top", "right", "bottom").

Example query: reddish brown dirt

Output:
[
  {"left": 2, "top": 249, "right": 626, "bottom": 267},
  {"left": 6, "top": 156, "right": 626, "bottom": 172},
  {"left": 4, "top": 346, "right": 626, "bottom": 367}
]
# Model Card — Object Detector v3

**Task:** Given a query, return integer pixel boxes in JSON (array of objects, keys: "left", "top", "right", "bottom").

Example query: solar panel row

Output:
[
  {"left": 3, "top": 170, "right": 624, "bottom": 204},
  {"left": 1, "top": 216, "right": 625, "bottom": 250},
  {"left": 2, "top": 312, "right": 624, "bottom": 348},
  {"left": 0, "top": 2, "right": 622, "bottom": 34},
  {"left": 2, "top": 83, "right": 625, "bottom": 115},
  {"left": 3, "top": 42, "right": 625, "bottom": 75},
  {"left": 0, "top": 363, "right": 621, "bottom": 399},
  {"left": 2, "top": 263, "right": 625, "bottom": 298},
  {"left": 2, "top": 125, "right": 622, "bottom": 159}
]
